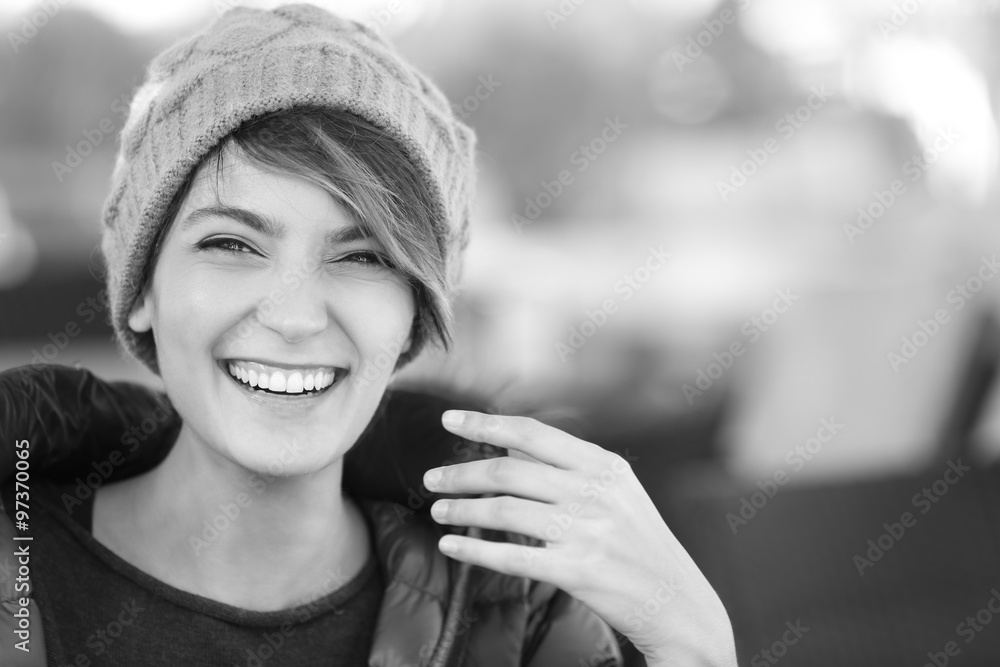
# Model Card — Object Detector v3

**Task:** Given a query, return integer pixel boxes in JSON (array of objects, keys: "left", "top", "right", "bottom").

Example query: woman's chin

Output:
[
  {"left": 202, "top": 422, "right": 348, "bottom": 479},
  {"left": 225, "top": 442, "right": 343, "bottom": 479}
]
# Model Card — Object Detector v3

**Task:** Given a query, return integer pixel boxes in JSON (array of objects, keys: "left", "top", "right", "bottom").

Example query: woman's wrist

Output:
[
  {"left": 641, "top": 633, "right": 738, "bottom": 667},
  {"left": 634, "top": 597, "right": 737, "bottom": 667}
]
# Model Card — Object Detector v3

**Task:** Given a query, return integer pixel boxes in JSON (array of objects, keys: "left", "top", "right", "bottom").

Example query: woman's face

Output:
[{"left": 128, "top": 147, "right": 416, "bottom": 477}]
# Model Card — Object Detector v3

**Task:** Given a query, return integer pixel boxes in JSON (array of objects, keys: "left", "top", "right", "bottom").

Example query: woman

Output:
[{"left": 0, "top": 4, "right": 736, "bottom": 665}]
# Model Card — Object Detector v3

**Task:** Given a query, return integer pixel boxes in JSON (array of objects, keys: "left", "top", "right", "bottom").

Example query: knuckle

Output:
[
  {"left": 483, "top": 457, "right": 511, "bottom": 483},
  {"left": 489, "top": 497, "right": 512, "bottom": 521},
  {"left": 588, "top": 447, "right": 620, "bottom": 474},
  {"left": 520, "top": 551, "right": 539, "bottom": 570},
  {"left": 605, "top": 450, "right": 631, "bottom": 474},
  {"left": 515, "top": 416, "right": 543, "bottom": 438},
  {"left": 483, "top": 414, "right": 503, "bottom": 432},
  {"left": 557, "top": 560, "right": 585, "bottom": 589},
  {"left": 513, "top": 544, "right": 545, "bottom": 571}
]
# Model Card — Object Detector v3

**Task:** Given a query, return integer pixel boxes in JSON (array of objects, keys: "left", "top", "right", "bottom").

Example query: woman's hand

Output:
[{"left": 423, "top": 410, "right": 737, "bottom": 667}]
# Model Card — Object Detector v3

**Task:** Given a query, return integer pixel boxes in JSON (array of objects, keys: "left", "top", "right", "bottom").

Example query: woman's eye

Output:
[
  {"left": 199, "top": 237, "right": 257, "bottom": 255},
  {"left": 340, "top": 251, "right": 394, "bottom": 269}
]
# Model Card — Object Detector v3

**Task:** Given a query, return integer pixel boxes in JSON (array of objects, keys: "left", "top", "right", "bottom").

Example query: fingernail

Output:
[
  {"left": 431, "top": 499, "right": 450, "bottom": 519},
  {"left": 442, "top": 410, "right": 465, "bottom": 426},
  {"left": 424, "top": 468, "right": 442, "bottom": 488},
  {"left": 439, "top": 536, "right": 458, "bottom": 553}
]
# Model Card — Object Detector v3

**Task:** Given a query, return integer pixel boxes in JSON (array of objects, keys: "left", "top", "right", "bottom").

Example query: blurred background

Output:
[{"left": 4, "top": 0, "right": 1000, "bottom": 664}]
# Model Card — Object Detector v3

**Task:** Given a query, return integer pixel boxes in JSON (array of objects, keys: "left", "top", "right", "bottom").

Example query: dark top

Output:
[{"left": 5, "top": 478, "right": 383, "bottom": 666}]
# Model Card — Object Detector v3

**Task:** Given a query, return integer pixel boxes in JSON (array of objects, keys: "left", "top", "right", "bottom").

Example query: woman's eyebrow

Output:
[
  {"left": 325, "top": 225, "right": 372, "bottom": 245},
  {"left": 180, "top": 204, "right": 371, "bottom": 245},
  {"left": 181, "top": 205, "right": 284, "bottom": 237}
]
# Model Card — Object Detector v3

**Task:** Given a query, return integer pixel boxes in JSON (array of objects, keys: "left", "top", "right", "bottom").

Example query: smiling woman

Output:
[
  {"left": 0, "top": 3, "right": 736, "bottom": 666},
  {"left": 141, "top": 106, "right": 455, "bottom": 376},
  {"left": 118, "top": 134, "right": 420, "bottom": 486}
]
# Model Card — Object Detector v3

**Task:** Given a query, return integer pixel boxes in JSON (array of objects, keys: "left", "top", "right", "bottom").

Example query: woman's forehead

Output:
[{"left": 179, "top": 151, "right": 362, "bottom": 237}]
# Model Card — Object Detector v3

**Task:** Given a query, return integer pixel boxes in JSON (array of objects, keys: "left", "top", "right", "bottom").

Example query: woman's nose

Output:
[{"left": 255, "top": 272, "right": 329, "bottom": 344}]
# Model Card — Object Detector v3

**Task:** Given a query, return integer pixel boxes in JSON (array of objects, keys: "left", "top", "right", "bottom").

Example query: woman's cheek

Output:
[
  {"left": 152, "top": 266, "right": 247, "bottom": 401},
  {"left": 356, "top": 281, "right": 415, "bottom": 355}
]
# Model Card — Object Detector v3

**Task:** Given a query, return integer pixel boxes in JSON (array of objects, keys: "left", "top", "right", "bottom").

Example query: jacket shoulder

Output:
[
  {"left": 520, "top": 579, "right": 623, "bottom": 667},
  {"left": 358, "top": 499, "right": 623, "bottom": 666},
  {"left": 463, "top": 553, "right": 624, "bottom": 667}
]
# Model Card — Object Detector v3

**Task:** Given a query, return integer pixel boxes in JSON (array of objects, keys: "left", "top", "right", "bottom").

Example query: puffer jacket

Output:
[{"left": 0, "top": 364, "right": 624, "bottom": 666}]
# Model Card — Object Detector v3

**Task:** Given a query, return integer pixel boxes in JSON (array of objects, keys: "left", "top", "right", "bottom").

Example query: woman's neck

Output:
[{"left": 92, "top": 424, "right": 371, "bottom": 611}]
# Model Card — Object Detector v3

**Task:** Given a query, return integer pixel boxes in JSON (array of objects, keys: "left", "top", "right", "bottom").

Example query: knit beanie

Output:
[{"left": 100, "top": 3, "right": 477, "bottom": 375}]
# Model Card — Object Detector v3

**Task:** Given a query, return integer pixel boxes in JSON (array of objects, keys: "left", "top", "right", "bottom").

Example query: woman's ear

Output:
[{"left": 127, "top": 289, "right": 154, "bottom": 333}]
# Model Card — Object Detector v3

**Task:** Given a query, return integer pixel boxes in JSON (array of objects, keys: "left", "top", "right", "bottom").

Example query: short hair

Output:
[{"left": 138, "top": 105, "right": 453, "bottom": 368}]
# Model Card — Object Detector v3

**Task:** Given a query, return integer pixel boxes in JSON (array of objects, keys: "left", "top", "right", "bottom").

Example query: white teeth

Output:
[
  {"left": 225, "top": 361, "right": 340, "bottom": 394},
  {"left": 269, "top": 371, "right": 286, "bottom": 392}
]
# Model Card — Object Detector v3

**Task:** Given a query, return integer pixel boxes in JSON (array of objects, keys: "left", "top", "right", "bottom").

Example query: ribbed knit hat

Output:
[{"left": 100, "top": 3, "right": 477, "bottom": 375}]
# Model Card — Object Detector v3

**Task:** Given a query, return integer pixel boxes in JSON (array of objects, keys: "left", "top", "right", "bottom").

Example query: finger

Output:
[
  {"left": 507, "top": 448, "right": 544, "bottom": 466},
  {"left": 441, "top": 411, "right": 602, "bottom": 470},
  {"left": 437, "top": 533, "right": 556, "bottom": 582},
  {"left": 430, "top": 496, "right": 552, "bottom": 542},
  {"left": 423, "top": 456, "right": 571, "bottom": 502}
]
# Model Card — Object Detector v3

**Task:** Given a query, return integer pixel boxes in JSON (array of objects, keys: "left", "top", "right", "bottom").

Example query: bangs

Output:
[{"left": 144, "top": 106, "right": 454, "bottom": 367}]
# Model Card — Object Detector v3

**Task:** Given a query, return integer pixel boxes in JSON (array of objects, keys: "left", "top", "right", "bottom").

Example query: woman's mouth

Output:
[{"left": 220, "top": 359, "right": 347, "bottom": 397}]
